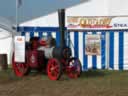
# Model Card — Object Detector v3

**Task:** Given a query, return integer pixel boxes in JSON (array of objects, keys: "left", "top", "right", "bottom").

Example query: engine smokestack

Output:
[{"left": 58, "top": 9, "right": 65, "bottom": 47}]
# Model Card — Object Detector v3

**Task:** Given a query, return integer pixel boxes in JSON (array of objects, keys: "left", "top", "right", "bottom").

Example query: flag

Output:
[{"left": 17, "top": 0, "right": 22, "bottom": 8}]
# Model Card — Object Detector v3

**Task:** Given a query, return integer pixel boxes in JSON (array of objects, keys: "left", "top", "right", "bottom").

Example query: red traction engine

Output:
[
  {"left": 12, "top": 36, "right": 82, "bottom": 80},
  {"left": 12, "top": 9, "right": 82, "bottom": 80}
]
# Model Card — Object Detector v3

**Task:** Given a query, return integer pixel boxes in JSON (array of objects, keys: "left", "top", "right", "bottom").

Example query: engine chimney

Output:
[{"left": 58, "top": 9, "right": 65, "bottom": 47}]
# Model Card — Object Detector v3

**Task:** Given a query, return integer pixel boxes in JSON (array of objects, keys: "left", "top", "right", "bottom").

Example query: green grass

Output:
[
  {"left": 0, "top": 68, "right": 22, "bottom": 84},
  {"left": 0, "top": 69, "right": 128, "bottom": 96}
]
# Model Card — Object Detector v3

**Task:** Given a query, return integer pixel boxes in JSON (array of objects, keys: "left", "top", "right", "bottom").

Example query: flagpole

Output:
[
  {"left": 16, "top": 0, "right": 18, "bottom": 32},
  {"left": 11, "top": 0, "right": 18, "bottom": 65}
]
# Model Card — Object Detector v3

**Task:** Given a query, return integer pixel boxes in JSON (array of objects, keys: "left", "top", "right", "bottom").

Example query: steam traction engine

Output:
[{"left": 12, "top": 9, "right": 82, "bottom": 80}]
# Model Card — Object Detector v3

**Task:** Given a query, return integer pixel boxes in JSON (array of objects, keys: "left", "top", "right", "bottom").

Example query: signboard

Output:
[
  {"left": 85, "top": 35, "right": 101, "bottom": 55},
  {"left": 67, "top": 16, "right": 128, "bottom": 30},
  {"left": 14, "top": 36, "right": 25, "bottom": 62}
]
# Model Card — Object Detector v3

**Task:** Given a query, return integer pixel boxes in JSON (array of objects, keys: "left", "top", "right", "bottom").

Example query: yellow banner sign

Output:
[{"left": 67, "top": 16, "right": 128, "bottom": 30}]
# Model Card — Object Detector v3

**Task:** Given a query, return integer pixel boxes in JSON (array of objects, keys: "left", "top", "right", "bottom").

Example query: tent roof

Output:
[
  {"left": 0, "top": 0, "right": 88, "bottom": 24},
  {"left": 0, "top": 17, "right": 14, "bottom": 39},
  {"left": 0, "top": 17, "right": 13, "bottom": 30}
]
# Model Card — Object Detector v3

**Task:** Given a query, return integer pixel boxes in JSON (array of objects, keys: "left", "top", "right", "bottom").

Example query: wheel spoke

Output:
[
  {"left": 66, "top": 58, "right": 81, "bottom": 79},
  {"left": 47, "top": 58, "right": 62, "bottom": 80},
  {"left": 12, "top": 54, "right": 28, "bottom": 77}
]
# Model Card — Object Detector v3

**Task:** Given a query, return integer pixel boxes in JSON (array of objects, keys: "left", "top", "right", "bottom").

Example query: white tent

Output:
[
  {"left": 1, "top": 0, "right": 128, "bottom": 65},
  {"left": 20, "top": 0, "right": 108, "bottom": 27},
  {"left": 0, "top": 17, "right": 14, "bottom": 64},
  {"left": 20, "top": 0, "right": 128, "bottom": 26}
]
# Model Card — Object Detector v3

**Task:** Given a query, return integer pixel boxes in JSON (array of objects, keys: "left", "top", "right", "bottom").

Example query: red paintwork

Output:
[
  {"left": 27, "top": 50, "right": 44, "bottom": 68},
  {"left": 27, "top": 50, "right": 38, "bottom": 68},
  {"left": 47, "top": 58, "right": 60, "bottom": 80},
  {"left": 12, "top": 54, "right": 29, "bottom": 77},
  {"left": 12, "top": 37, "right": 81, "bottom": 80},
  {"left": 39, "top": 40, "right": 47, "bottom": 46},
  {"left": 66, "top": 58, "right": 81, "bottom": 79}
]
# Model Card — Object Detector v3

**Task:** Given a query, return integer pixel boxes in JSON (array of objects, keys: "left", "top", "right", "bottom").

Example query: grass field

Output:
[{"left": 0, "top": 69, "right": 128, "bottom": 96}]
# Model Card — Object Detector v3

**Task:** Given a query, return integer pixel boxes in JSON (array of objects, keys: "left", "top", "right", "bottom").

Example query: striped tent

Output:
[{"left": 18, "top": 27, "right": 128, "bottom": 71}]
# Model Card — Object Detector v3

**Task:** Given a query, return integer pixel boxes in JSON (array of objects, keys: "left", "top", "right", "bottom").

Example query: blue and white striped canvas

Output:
[
  {"left": 19, "top": 27, "right": 128, "bottom": 71},
  {"left": 109, "top": 31, "right": 128, "bottom": 70},
  {"left": 67, "top": 31, "right": 106, "bottom": 71},
  {"left": 20, "top": 27, "right": 61, "bottom": 47}
]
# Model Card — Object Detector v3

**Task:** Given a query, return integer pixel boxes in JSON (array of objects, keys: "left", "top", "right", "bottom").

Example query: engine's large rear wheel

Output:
[
  {"left": 12, "top": 54, "right": 29, "bottom": 77},
  {"left": 47, "top": 58, "right": 62, "bottom": 80},
  {"left": 66, "top": 58, "right": 82, "bottom": 79}
]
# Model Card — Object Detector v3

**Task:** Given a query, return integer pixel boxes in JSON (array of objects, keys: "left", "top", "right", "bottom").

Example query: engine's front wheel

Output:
[{"left": 47, "top": 58, "right": 62, "bottom": 80}]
